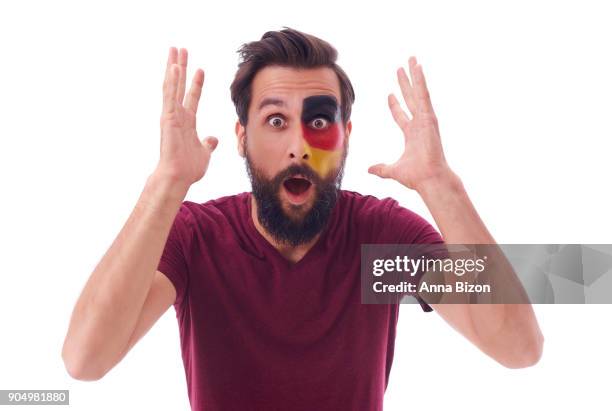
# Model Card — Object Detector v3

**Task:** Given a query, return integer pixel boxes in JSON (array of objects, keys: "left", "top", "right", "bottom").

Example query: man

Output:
[{"left": 62, "top": 28, "right": 544, "bottom": 410}]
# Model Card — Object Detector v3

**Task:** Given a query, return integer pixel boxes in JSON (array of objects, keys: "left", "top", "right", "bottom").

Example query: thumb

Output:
[
  {"left": 368, "top": 163, "right": 393, "bottom": 179},
  {"left": 201, "top": 136, "right": 219, "bottom": 152}
]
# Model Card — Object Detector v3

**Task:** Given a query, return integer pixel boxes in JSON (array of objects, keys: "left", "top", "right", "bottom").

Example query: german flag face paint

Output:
[{"left": 300, "top": 95, "right": 344, "bottom": 178}]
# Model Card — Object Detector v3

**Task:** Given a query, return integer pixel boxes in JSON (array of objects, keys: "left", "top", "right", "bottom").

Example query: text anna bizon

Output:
[{"left": 370, "top": 255, "right": 492, "bottom": 294}]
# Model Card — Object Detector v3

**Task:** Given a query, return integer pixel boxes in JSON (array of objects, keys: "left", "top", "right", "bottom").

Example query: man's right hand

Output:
[
  {"left": 155, "top": 47, "right": 218, "bottom": 191},
  {"left": 61, "top": 47, "right": 218, "bottom": 381}
]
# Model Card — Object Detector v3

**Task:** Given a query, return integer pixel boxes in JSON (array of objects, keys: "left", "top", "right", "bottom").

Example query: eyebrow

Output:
[{"left": 257, "top": 97, "right": 286, "bottom": 112}]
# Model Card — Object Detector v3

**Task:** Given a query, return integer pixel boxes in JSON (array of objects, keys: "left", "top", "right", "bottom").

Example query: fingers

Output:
[
  {"left": 162, "top": 47, "right": 178, "bottom": 114},
  {"left": 162, "top": 47, "right": 203, "bottom": 115},
  {"left": 164, "top": 47, "right": 178, "bottom": 82},
  {"left": 185, "top": 69, "right": 205, "bottom": 113},
  {"left": 409, "top": 57, "right": 435, "bottom": 115},
  {"left": 397, "top": 63, "right": 417, "bottom": 118},
  {"left": 163, "top": 63, "right": 179, "bottom": 114},
  {"left": 393, "top": 55, "right": 436, "bottom": 124},
  {"left": 368, "top": 163, "right": 393, "bottom": 179},
  {"left": 177, "top": 48, "right": 188, "bottom": 104},
  {"left": 388, "top": 93, "right": 411, "bottom": 132}
]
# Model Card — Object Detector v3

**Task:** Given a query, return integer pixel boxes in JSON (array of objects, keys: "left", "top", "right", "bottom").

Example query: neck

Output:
[{"left": 250, "top": 194, "right": 321, "bottom": 264}]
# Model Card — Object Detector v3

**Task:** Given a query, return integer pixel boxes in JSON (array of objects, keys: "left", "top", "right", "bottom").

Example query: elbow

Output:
[
  {"left": 499, "top": 331, "right": 544, "bottom": 369},
  {"left": 64, "top": 362, "right": 104, "bottom": 382},
  {"left": 62, "top": 344, "right": 107, "bottom": 381}
]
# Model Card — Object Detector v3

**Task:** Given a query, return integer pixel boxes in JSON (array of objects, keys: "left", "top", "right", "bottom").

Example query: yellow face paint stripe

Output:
[{"left": 308, "top": 144, "right": 343, "bottom": 178}]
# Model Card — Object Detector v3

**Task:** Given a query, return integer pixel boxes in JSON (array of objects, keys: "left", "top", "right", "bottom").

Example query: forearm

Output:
[
  {"left": 417, "top": 170, "right": 543, "bottom": 367},
  {"left": 62, "top": 172, "right": 188, "bottom": 379},
  {"left": 416, "top": 171, "right": 494, "bottom": 244}
]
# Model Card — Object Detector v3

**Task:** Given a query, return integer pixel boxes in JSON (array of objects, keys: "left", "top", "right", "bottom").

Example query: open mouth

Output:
[
  {"left": 282, "top": 175, "right": 313, "bottom": 204},
  {"left": 283, "top": 176, "right": 312, "bottom": 195}
]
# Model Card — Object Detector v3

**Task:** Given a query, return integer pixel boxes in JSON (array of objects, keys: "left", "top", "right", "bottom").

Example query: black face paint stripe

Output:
[{"left": 301, "top": 95, "right": 341, "bottom": 123}]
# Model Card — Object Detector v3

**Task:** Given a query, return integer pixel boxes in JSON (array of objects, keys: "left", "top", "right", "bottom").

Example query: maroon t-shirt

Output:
[{"left": 158, "top": 190, "right": 444, "bottom": 411}]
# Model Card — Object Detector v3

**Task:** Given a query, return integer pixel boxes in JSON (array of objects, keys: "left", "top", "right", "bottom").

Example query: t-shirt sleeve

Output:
[
  {"left": 157, "top": 203, "right": 193, "bottom": 308},
  {"left": 378, "top": 197, "right": 445, "bottom": 313}
]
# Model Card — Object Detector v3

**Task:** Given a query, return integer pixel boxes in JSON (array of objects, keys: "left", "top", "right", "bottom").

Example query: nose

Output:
[{"left": 287, "top": 125, "right": 311, "bottom": 161}]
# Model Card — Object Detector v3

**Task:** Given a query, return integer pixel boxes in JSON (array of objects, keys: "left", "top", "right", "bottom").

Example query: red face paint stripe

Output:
[{"left": 301, "top": 122, "right": 343, "bottom": 151}]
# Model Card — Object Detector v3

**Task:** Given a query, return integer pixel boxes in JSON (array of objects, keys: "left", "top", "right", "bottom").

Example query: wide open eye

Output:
[
  {"left": 309, "top": 117, "right": 329, "bottom": 130},
  {"left": 267, "top": 115, "right": 286, "bottom": 129}
]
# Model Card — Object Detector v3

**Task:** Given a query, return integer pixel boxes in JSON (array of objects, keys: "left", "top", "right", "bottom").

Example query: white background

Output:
[{"left": 1, "top": 0, "right": 610, "bottom": 410}]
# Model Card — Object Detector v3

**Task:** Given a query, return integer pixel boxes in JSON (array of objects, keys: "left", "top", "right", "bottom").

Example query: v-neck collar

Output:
[{"left": 245, "top": 192, "right": 339, "bottom": 271}]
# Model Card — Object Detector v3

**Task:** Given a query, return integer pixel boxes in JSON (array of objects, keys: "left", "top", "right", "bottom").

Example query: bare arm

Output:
[
  {"left": 61, "top": 175, "right": 186, "bottom": 380},
  {"left": 369, "top": 56, "right": 543, "bottom": 369},
  {"left": 61, "top": 47, "right": 218, "bottom": 380},
  {"left": 417, "top": 175, "right": 543, "bottom": 368}
]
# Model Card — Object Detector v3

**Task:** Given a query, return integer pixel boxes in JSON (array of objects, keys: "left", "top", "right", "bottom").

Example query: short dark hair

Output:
[{"left": 230, "top": 27, "right": 355, "bottom": 127}]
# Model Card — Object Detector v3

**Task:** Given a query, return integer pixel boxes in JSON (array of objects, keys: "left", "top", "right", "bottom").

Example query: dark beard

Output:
[{"left": 245, "top": 149, "right": 347, "bottom": 247}]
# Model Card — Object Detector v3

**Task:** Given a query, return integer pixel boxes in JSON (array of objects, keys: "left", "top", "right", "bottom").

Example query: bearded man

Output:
[{"left": 62, "top": 27, "right": 544, "bottom": 411}]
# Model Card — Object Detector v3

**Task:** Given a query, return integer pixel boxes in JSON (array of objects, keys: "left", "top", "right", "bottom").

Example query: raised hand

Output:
[
  {"left": 155, "top": 47, "right": 218, "bottom": 189},
  {"left": 368, "top": 56, "right": 455, "bottom": 193}
]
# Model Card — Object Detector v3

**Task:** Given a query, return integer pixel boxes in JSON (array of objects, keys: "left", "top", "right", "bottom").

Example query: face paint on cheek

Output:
[
  {"left": 301, "top": 122, "right": 343, "bottom": 151},
  {"left": 306, "top": 145, "right": 343, "bottom": 179},
  {"left": 301, "top": 95, "right": 344, "bottom": 177}
]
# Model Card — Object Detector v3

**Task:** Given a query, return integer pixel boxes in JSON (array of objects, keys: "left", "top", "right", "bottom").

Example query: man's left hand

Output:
[{"left": 368, "top": 56, "right": 456, "bottom": 193}]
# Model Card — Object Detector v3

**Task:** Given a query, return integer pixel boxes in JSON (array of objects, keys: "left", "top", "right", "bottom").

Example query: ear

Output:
[
  {"left": 235, "top": 120, "right": 246, "bottom": 158},
  {"left": 345, "top": 120, "right": 352, "bottom": 142}
]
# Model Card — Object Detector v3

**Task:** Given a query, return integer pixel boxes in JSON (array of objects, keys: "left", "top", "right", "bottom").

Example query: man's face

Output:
[{"left": 235, "top": 65, "right": 352, "bottom": 246}]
